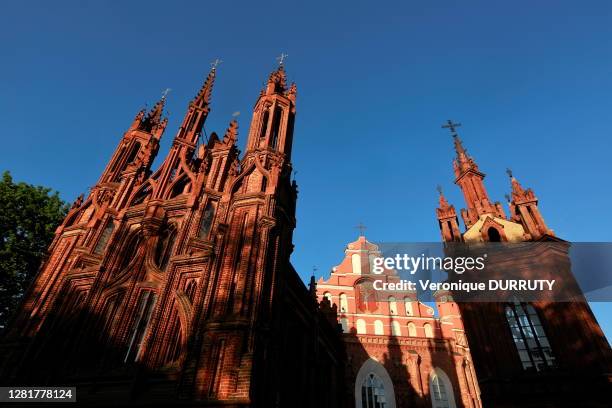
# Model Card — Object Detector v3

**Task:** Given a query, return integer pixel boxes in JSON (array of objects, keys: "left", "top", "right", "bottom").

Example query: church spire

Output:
[
  {"left": 193, "top": 63, "right": 217, "bottom": 109},
  {"left": 173, "top": 63, "right": 218, "bottom": 145},
  {"left": 442, "top": 120, "right": 505, "bottom": 228},
  {"left": 141, "top": 94, "right": 167, "bottom": 134}
]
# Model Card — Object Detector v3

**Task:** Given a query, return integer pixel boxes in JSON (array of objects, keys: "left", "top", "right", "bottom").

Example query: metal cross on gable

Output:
[
  {"left": 442, "top": 119, "right": 462, "bottom": 136},
  {"left": 355, "top": 222, "right": 367, "bottom": 236},
  {"left": 276, "top": 52, "right": 288, "bottom": 65}
]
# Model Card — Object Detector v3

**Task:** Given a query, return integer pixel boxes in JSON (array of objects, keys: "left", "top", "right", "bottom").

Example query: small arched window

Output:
[
  {"left": 361, "top": 373, "right": 388, "bottom": 408},
  {"left": 323, "top": 292, "right": 333, "bottom": 306},
  {"left": 404, "top": 298, "right": 413, "bottom": 316},
  {"left": 487, "top": 227, "right": 502, "bottom": 242},
  {"left": 117, "top": 232, "right": 142, "bottom": 273},
  {"left": 374, "top": 320, "right": 384, "bottom": 335},
  {"left": 408, "top": 322, "right": 417, "bottom": 337},
  {"left": 356, "top": 319, "right": 367, "bottom": 334},
  {"left": 424, "top": 323, "right": 434, "bottom": 338},
  {"left": 391, "top": 320, "right": 401, "bottom": 336},
  {"left": 339, "top": 293, "right": 349, "bottom": 313},
  {"left": 388, "top": 296, "right": 397, "bottom": 315}
]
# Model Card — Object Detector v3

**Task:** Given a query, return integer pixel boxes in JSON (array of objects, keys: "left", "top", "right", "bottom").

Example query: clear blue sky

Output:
[{"left": 1, "top": 1, "right": 611, "bottom": 340}]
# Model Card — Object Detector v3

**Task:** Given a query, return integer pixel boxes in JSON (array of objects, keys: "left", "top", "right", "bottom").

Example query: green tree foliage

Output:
[{"left": 0, "top": 171, "right": 68, "bottom": 330}]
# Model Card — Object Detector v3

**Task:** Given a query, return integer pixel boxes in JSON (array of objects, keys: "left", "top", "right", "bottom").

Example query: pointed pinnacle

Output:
[
  {"left": 147, "top": 94, "right": 166, "bottom": 123},
  {"left": 194, "top": 67, "right": 216, "bottom": 106},
  {"left": 223, "top": 119, "right": 238, "bottom": 144}
]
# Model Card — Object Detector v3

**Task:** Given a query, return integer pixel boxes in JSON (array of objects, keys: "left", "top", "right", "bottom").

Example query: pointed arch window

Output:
[
  {"left": 155, "top": 227, "right": 177, "bottom": 272},
  {"left": 126, "top": 141, "right": 141, "bottom": 164},
  {"left": 132, "top": 184, "right": 152, "bottom": 205},
  {"left": 198, "top": 200, "right": 217, "bottom": 239},
  {"left": 100, "top": 290, "right": 124, "bottom": 337},
  {"left": 124, "top": 291, "right": 157, "bottom": 363},
  {"left": 94, "top": 221, "right": 115, "bottom": 255},
  {"left": 270, "top": 106, "right": 283, "bottom": 149},
  {"left": 505, "top": 301, "right": 555, "bottom": 371},
  {"left": 259, "top": 108, "right": 270, "bottom": 142},
  {"left": 361, "top": 373, "right": 388, "bottom": 408},
  {"left": 117, "top": 232, "right": 142, "bottom": 273},
  {"left": 430, "top": 370, "right": 456, "bottom": 408}
]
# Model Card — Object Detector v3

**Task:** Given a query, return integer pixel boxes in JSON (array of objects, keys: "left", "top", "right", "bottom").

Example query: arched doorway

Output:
[{"left": 355, "top": 359, "right": 396, "bottom": 408}]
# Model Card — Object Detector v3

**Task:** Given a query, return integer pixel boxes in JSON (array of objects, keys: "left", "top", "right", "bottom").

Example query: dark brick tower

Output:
[
  {"left": 436, "top": 121, "right": 612, "bottom": 407},
  {"left": 0, "top": 63, "right": 344, "bottom": 407}
]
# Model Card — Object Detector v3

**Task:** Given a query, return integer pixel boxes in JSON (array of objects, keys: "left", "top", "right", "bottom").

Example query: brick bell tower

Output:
[
  {"left": 1, "top": 61, "right": 343, "bottom": 407},
  {"left": 435, "top": 121, "right": 612, "bottom": 407}
]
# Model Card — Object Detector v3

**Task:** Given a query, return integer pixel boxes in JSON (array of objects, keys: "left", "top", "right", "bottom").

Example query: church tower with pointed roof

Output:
[{"left": 436, "top": 121, "right": 611, "bottom": 407}]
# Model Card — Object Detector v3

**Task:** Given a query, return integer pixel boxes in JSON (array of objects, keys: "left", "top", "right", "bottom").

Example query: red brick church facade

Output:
[
  {"left": 316, "top": 236, "right": 481, "bottom": 408},
  {"left": 0, "top": 64, "right": 345, "bottom": 407},
  {"left": 1, "top": 65, "right": 611, "bottom": 408}
]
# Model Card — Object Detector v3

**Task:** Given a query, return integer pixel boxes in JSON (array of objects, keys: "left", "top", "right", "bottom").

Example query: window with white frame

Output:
[{"left": 361, "top": 373, "right": 387, "bottom": 408}]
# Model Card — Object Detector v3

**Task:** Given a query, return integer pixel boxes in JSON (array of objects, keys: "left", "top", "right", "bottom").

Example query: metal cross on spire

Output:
[
  {"left": 436, "top": 184, "right": 443, "bottom": 195},
  {"left": 161, "top": 88, "right": 172, "bottom": 100},
  {"left": 210, "top": 58, "right": 223, "bottom": 70},
  {"left": 276, "top": 52, "right": 289, "bottom": 66},
  {"left": 442, "top": 119, "right": 462, "bottom": 137},
  {"left": 506, "top": 168, "right": 513, "bottom": 178},
  {"left": 355, "top": 222, "right": 367, "bottom": 237}
]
